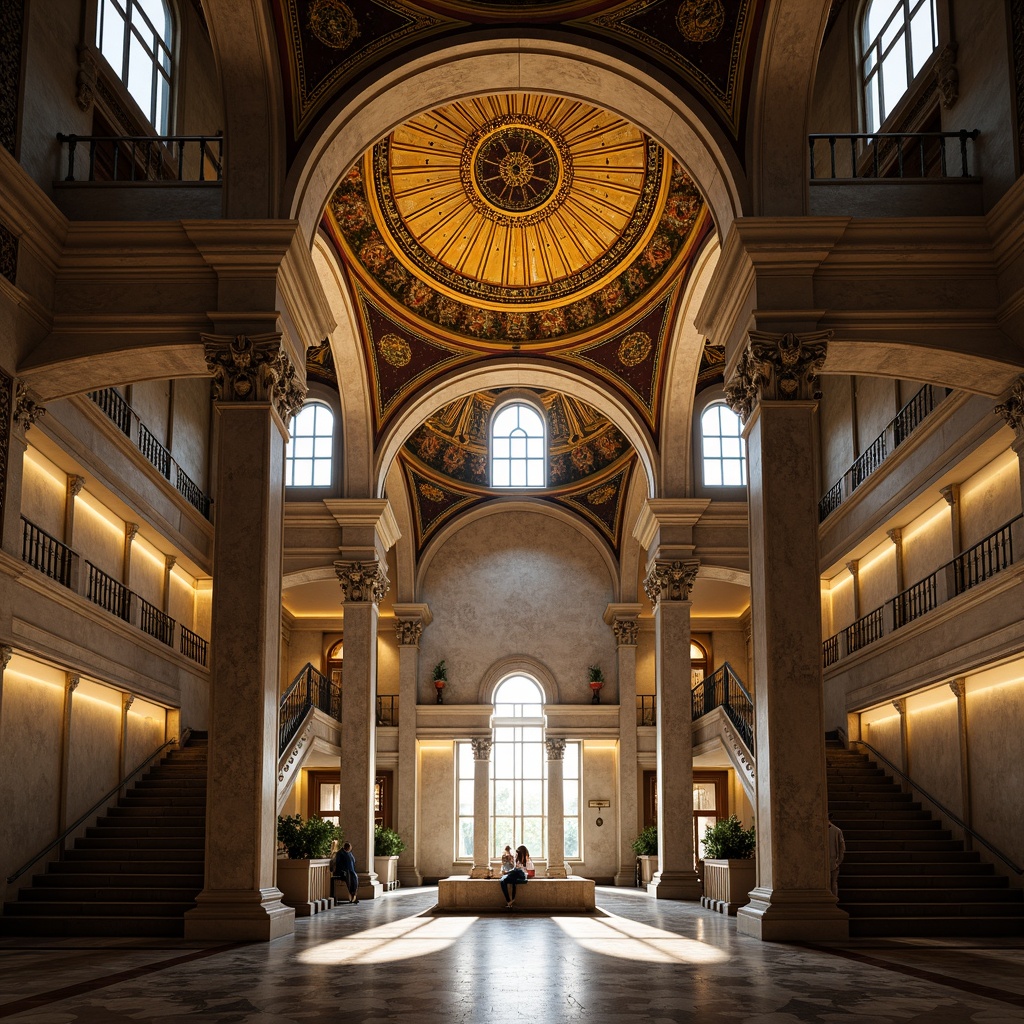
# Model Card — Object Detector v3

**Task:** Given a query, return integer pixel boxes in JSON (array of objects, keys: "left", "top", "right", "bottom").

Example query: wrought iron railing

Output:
[
  {"left": 279, "top": 662, "right": 342, "bottom": 755},
  {"left": 88, "top": 388, "right": 211, "bottom": 519},
  {"left": 890, "top": 572, "right": 938, "bottom": 630},
  {"left": 844, "top": 607, "right": 884, "bottom": 654},
  {"left": 376, "top": 695, "right": 398, "bottom": 726},
  {"left": 140, "top": 598, "right": 175, "bottom": 646},
  {"left": 180, "top": 625, "right": 208, "bottom": 667},
  {"left": 636, "top": 695, "right": 656, "bottom": 727},
  {"left": 691, "top": 662, "right": 754, "bottom": 753},
  {"left": 953, "top": 519, "right": 1014, "bottom": 595},
  {"left": 822, "top": 633, "right": 840, "bottom": 668},
  {"left": 57, "top": 133, "right": 223, "bottom": 183},
  {"left": 893, "top": 383, "right": 938, "bottom": 447},
  {"left": 809, "top": 129, "right": 979, "bottom": 180},
  {"left": 21, "top": 517, "right": 75, "bottom": 587},
  {"left": 849, "top": 433, "right": 886, "bottom": 491},
  {"left": 86, "top": 561, "right": 134, "bottom": 621}
]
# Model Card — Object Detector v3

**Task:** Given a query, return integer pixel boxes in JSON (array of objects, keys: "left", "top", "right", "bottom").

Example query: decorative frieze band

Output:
[
  {"left": 334, "top": 560, "right": 389, "bottom": 604},
  {"left": 545, "top": 738, "right": 566, "bottom": 760},
  {"left": 395, "top": 618, "right": 423, "bottom": 647},
  {"left": 612, "top": 616, "right": 639, "bottom": 647},
  {"left": 13, "top": 382, "right": 45, "bottom": 431},
  {"left": 204, "top": 334, "right": 307, "bottom": 423},
  {"left": 995, "top": 376, "right": 1024, "bottom": 438},
  {"left": 643, "top": 559, "right": 700, "bottom": 606},
  {"left": 725, "top": 331, "right": 830, "bottom": 421},
  {"left": 470, "top": 738, "right": 492, "bottom": 760}
]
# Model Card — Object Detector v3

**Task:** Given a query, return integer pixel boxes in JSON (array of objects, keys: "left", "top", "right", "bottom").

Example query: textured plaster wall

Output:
[
  {"left": 710, "top": 629, "right": 746, "bottom": 677},
  {"left": 22, "top": 449, "right": 67, "bottom": 539},
  {"left": 828, "top": 574, "right": 855, "bottom": 632},
  {"left": 636, "top": 629, "right": 655, "bottom": 695},
  {"left": 863, "top": 714, "right": 901, "bottom": 768},
  {"left": 168, "top": 571, "right": 196, "bottom": 631},
  {"left": 580, "top": 743, "right": 617, "bottom": 879},
  {"left": 124, "top": 699, "right": 168, "bottom": 770},
  {"left": 170, "top": 379, "right": 212, "bottom": 491},
  {"left": 377, "top": 630, "right": 399, "bottom": 697},
  {"left": 67, "top": 688, "right": 121, "bottom": 825},
  {"left": 906, "top": 694, "right": 961, "bottom": 818},
  {"left": 960, "top": 454, "right": 1022, "bottom": 550},
  {"left": 284, "top": 629, "right": 327, "bottom": 689},
  {"left": 418, "top": 743, "right": 457, "bottom": 880},
  {"left": 856, "top": 376, "right": 898, "bottom": 450},
  {"left": 132, "top": 382, "right": 171, "bottom": 446},
  {"left": 74, "top": 494, "right": 125, "bottom": 580},
  {"left": 419, "top": 511, "right": 615, "bottom": 704},
  {"left": 901, "top": 504, "right": 952, "bottom": 585},
  {"left": 818, "top": 377, "right": 855, "bottom": 491},
  {"left": 858, "top": 545, "right": 896, "bottom": 617},
  {"left": 131, "top": 535, "right": 166, "bottom": 607}
]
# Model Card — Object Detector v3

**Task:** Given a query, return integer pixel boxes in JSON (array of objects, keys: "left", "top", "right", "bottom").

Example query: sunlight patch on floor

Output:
[
  {"left": 296, "top": 914, "right": 478, "bottom": 965},
  {"left": 552, "top": 913, "right": 728, "bottom": 964}
]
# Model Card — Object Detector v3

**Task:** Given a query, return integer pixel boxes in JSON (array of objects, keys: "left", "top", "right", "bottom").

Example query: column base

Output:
[
  {"left": 469, "top": 866, "right": 492, "bottom": 879},
  {"left": 648, "top": 870, "right": 702, "bottom": 900},
  {"left": 736, "top": 886, "right": 849, "bottom": 941},
  {"left": 546, "top": 865, "right": 568, "bottom": 879},
  {"left": 397, "top": 865, "right": 423, "bottom": 887},
  {"left": 613, "top": 870, "right": 636, "bottom": 887},
  {"left": 356, "top": 872, "right": 384, "bottom": 901},
  {"left": 184, "top": 887, "right": 295, "bottom": 941}
]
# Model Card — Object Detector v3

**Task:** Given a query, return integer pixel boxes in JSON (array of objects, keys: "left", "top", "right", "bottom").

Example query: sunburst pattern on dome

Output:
[{"left": 370, "top": 95, "right": 665, "bottom": 307}]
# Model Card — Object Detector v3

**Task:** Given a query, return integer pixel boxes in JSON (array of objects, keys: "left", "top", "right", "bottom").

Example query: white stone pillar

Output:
[
  {"left": 119, "top": 693, "right": 134, "bottom": 780},
  {"left": 393, "top": 605, "right": 429, "bottom": 887},
  {"left": 607, "top": 606, "right": 641, "bottom": 886},
  {"left": 470, "top": 738, "right": 492, "bottom": 878},
  {"left": 726, "top": 330, "right": 848, "bottom": 941},
  {"left": 546, "top": 738, "right": 567, "bottom": 878},
  {"left": 58, "top": 674, "right": 78, "bottom": 845},
  {"left": 644, "top": 559, "right": 702, "bottom": 900},
  {"left": 185, "top": 333, "right": 303, "bottom": 942}
]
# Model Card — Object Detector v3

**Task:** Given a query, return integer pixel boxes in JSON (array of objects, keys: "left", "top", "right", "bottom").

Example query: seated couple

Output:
[{"left": 499, "top": 845, "right": 535, "bottom": 909}]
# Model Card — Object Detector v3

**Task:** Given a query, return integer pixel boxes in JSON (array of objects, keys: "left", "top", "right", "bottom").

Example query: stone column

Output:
[
  {"left": 58, "top": 674, "right": 79, "bottom": 845},
  {"left": 846, "top": 560, "right": 860, "bottom": 621},
  {"left": 470, "top": 737, "right": 492, "bottom": 878},
  {"left": 643, "top": 558, "right": 702, "bottom": 900},
  {"left": 893, "top": 698, "right": 910, "bottom": 781},
  {"left": 123, "top": 522, "right": 138, "bottom": 587},
  {"left": 887, "top": 528, "right": 905, "bottom": 596},
  {"left": 546, "top": 738, "right": 567, "bottom": 878},
  {"left": 119, "top": 693, "right": 135, "bottom": 779},
  {"left": 0, "top": 645, "right": 12, "bottom": 739},
  {"left": 950, "top": 678, "right": 972, "bottom": 849},
  {"left": 726, "top": 330, "right": 848, "bottom": 940},
  {"left": 995, "top": 378, "right": 1024, "bottom": 554},
  {"left": 336, "top": 560, "right": 389, "bottom": 899},
  {"left": 940, "top": 484, "right": 962, "bottom": 556},
  {"left": 163, "top": 555, "right": 177, "bottom": 615},
  {"left": 393, "top": 604, "right": 430, "bottom": 886},
  {"left": 185, "top": 332, "right": 304, "bottom": 942},
  {"left": 607, "top": 606, "right": 641, "bottom": 886},
  {"left": 64, "top": 475, "right": 85, "bottom": 547},
  {"left": 1, "top": 378, "right": 41, "bottom": 560}
]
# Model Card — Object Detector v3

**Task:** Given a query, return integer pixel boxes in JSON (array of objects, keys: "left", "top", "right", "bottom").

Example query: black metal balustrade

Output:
[
  {"left": 893, "top": 383, "right": 938, "bottom": 447},
  {"left": 57, "top": 133, "right": 223, "bottom": 183},
  {"left": 279, "top": 662, "right": 342, "bottom": 755},
  {"left": 844, "top": 607, "right": 884, "bottom": 654},
  {"left": 954, "top": 520, "right": 1015, "bottom": 594},
  {"left": 376, "top": 695, "right": 398, "bottom": 727},
  {"left": 822, "top": 633, "right": 840, "bottom": 668},
  {"left": 636, "top": 695, "right": 656, "bottom": 727},
  {"left": 86, "top": 561, "right": 133, "bottom": 622},
  {"left": 88, "top": 388, "right": 212, "bottom": 520},
  {"left": 849, "top": 433, "right": 887, "bottom": 491},
  {"left": 809, "top": 129, "right": 979, "bottom": 180},
  {"left": 890, "top": 572, "right": 938, "bottom": 630},
  {"left": 21, "top": 517, "right": 75, "bottom": 587},
  {"left": 140, "top": 598, "right": 175, "bottom": 646},
  {"left": 690, "top": 663, "right": 754, "bottom": 753},
  {"left": 180, "top": 625, "right": 208, "bottom": 667}
]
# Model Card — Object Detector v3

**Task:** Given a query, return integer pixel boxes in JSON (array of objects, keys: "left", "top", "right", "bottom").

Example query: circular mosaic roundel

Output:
[
  {"left": 378, "top": 333, "right": 412, "bottom": 367},
  {"left": 618, "top": 330, "right": 653, "bottom": 367},
  {"left": 473, "top": 127, "right": 560, "bottom": 213},
  {"left": 676, "top": 0, "right": 725, "bottom": 43},
  {"left": 308, "top": 0, "right": 360, "bottom": 50}
]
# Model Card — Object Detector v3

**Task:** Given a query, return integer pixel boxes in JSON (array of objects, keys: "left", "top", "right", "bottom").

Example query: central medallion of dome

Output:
[{"left": 471, "top": 123, "right": 563, "bottom": 214}]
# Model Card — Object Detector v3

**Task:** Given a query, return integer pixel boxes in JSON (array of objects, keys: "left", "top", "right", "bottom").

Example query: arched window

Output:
[
  {"left": 491, "top": 402, "right": 545, "bottom": 488},
  {"left": 861, "top": 0, "right": 938, "bottom": 133},
  {"left": 286, "top": 401, "right": 334, "bottom": 487},
  {"left": 96, "top": 0, "right": 174, "bottom": 132},
  {"left": 700, "top": 403, "right": 746, "bottom": 486}
]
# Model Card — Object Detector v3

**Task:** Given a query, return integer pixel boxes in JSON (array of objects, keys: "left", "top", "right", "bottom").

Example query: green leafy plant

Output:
[
  {"left": 432, "top": 660, "right": 447, "bottom": 682},
  {"left": 588, "top": 665, "right": 604, "bottom": 683},
  {"left": 702, "top": 815, "right": 756, "bottom": 859},
  {"left": 374, "top": 824, "right": 406, "bottom": 857},
  {"left": 630, "top": 825, "right": 658, "bottom": 856},
  {"left": 277, "top": 814, "right": 340, "bottom": 859}
]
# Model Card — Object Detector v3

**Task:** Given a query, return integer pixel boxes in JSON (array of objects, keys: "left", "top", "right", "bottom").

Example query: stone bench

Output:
[{"left": 436, "top": 875, "right": 596, "bottom": 913}]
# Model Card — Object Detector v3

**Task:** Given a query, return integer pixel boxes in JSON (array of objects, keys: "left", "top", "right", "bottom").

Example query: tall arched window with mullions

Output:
[
  {"left": 96, "top": 0, "right": 174, "bottom": 133},
  {"left": 286, "top": 401, "right": 335, "bottom": 487},
  {"left": 491, "top": 401, "right": 545, "bottom": 488},
  {"left": 700, "top": 403, "right": 746, "bottom": 487}
]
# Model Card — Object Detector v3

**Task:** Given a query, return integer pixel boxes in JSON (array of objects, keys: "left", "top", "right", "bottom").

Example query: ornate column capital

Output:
[
  {"left": 125, "top": 522, "right": 139, "bottom": 543},
  {"left": 545, "top": 738, "right": 566, "bottom": 760},
  {"left": 13, "top": 382, "right": 45, "bottom": 432},
  {"left": 66, "top": 675, "right": 80, "bottom": 694},
  {"left": 334, "top": 560, "right": 389, "bottom": 604},
  {"left": 725, "top": 330, "right": 831, "bottom": 421},
  {"left": 886, "top": 527, "right": 903, "bottom": 547},
  {"left": 203, "top": 333, "right": 307, "bottom": 422},
  {"left": 0, "top": 644, "right": 13, "bottom": 670},
  {"left": 995, "top": 376, "right": 1024, "bottom": 439},
  {"left": 643, "top": 559, "right": 699, "bottom": 606},
  {"left": 939, "top": 483, "right": 960, "bottom": 507},
  {"left": 470, "top": 738, "right": 492, "bottom": 761},
  {"left": 68, "top": 475, "right": 86, "bottom": 498},
  {"left": 165, "top": 555, "right": 177, "bottom": 571},
  {"left": 123, "top": 694, "right": 135, "bottom": 713},
  {"left": 949, "top": 678, "right": 966, "bottom": 700},
  {"left": 612, "top": 616, "right": 639, "bottom": 647},
  {"left": 892, "top": 698, "right": 906, "bottom": 716},
  {"left": 395, "top": 618, "right": 423, "bottom": 647},
  {"left": 934, "top": 42, "right": 959, "bottom": 109},
  {"left": 845, "top": 559, "right": 859, "bottom": 579}
]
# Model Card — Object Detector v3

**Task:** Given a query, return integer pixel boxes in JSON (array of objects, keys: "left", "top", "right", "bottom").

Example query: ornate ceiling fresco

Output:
[
  {"left": 399, "top": 389, "right": 637, "bottom": 555},
  {"left": 271, "top": 0, "right": 766, "bottom": 157}
]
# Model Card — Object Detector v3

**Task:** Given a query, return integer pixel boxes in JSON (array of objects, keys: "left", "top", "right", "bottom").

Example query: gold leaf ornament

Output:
[
  {"left": 676, "top": 0, "right": 725, "bottom": 43},
  {"left": 308, "top": 0, "right": 360, "bottom": 50},
  {"left": 617, "top": 331, "right": 652, "bottom": 367},
  {"left": 378, "top": 333, "right": 412, "bottom": 367}
]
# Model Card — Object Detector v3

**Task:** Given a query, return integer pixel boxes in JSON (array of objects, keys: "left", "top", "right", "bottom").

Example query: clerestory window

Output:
[
  {"left": 286, "top": 401, "right": 334, "bottom": 487},
  {"left": 491, "top": 402, "right": 545, "bottom": 488},
  {"left": 861, "top": 0, "right": 938, "bottom": 133},
  {"left": 96, "top": 0, "right": 174, "bottom": 133},
  {"left": 700, "top": 403, "right": 746, "bottom": 487}
]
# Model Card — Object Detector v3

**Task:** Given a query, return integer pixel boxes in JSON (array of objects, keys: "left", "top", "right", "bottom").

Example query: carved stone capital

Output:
[
  {"left": 13, "top": 382, "right": 45, "bottom": 431},
  {"left": 204, "top": 333, "right": 307, "bottom": 422},
  {"left": 940, "top": 483, "right": 960, "bottom": 508},
  {"left": 75, "top": 44, "right": 97, "bottom": 112},
  {"left": 934, "top": 43, "right": 958, "bottom": 109},
  {"left": 123, "top": 694, "right": 135, "bottom": 712},
  {"left": 725, "top": 331, "right": 830, "bottom": 421},
  {"left": 612, "top": 616, "right": 639, "bottom": 647},
  {"left": 995, "top": 376, "right": 1024, "bottom": 438},
  {"left": 0, "top": 644, "right": 12, "bottom": 670},
  {"left": 68, "top": 475, "right": 86, "bottom": 499},
  {"left": 66, "top": 675, "right": 80, "bottom": 694},
  {"left": 892, "top": 698, "right": 906, "bottom": 716},
  {"left": 125, "top": 522, "right": 139, "bottom": 543},
  {"left": 395, "top": 618, "right": 423, "bottom": 647},
  {"left": 165, "top": 555, "right": 177, "bottom": 572},
  {"left": 545, "top": 738, "right": 566, "bottom": 760},
  {"left": 886, "top": 528, "right": 903, "bottom": 547},
  {"left": 643, "top": 559, "right": 700, "bottom": 605},
  {"left": 845, "top": 559, "right": 859, "bottom": 579},
  {"left": 470, "top": 738, "right": 492, "bottom": 761},
  {"left": 949, "top": 678, "right": 966, "bottom": 700},
  {"left": 334, "top": 560, "right": 389, "bottom": 604}
]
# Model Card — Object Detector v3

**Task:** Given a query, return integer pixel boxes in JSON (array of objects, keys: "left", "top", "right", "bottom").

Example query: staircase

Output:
[
  {"left": 2, "top": 733, "right": 207, "bottom": 937},
  {"left": 827, "top": 745, "right": 1024, "bottom": 937}
]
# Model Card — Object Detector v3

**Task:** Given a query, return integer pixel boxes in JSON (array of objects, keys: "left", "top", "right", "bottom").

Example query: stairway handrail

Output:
[
  {"left": 692, "top": 662, "right": 755, "bottom": 753},
  {"left": 6, "top": 730, "right": 187, "bottom": 884},
  {"left": 849, "top": 739, "right": 1023, "bottom": 875}
]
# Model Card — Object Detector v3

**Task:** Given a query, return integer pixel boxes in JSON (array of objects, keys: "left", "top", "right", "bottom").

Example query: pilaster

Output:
[
  {"left": 995, "top": 378, "right": 1024, "bottom": 556},
  {"left": 469, "top": 737, "right": 493, "bottom": 878},
  {"left": 546, "top": 738, "right": 567, "bottom": 878}
]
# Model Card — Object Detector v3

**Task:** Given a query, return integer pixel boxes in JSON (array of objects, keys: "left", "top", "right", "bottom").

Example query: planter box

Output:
[
  {"left": 637, "top": 854, "right": 659, "bottom": 885},
  {"left": 700, "top": 858, "right": 755, "bottom": 915},
  {"left": 374, "top": 854, "right": 400, "bottom": 889},
  {"left": 277, "top": 857, "right": 334, "bottom": 916}
]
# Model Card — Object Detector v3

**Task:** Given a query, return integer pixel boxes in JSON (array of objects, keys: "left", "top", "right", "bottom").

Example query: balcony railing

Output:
[
  {"left": 140, "top": 598, "right": 175, "bottom": 646},
  {"left": 844, "top": 607, "right": 885, "bottom": 654},
  {"left": 819, "top": 385, "right": 948, "bottom": 522},
  {"left": 953, "top": 521, "right": 1014, "bottom": 595},
  {"left": 809, "top": 130, "right": 979, "bottom": 180},
  {"left": 691, "top": 663, "right": 754, "bottom": 753},
  {"left": 636, "top": 695, "right": 656, "bottom": 727},
  {"left": 88, "top": 388, "right": 211, "bottom": 520},
  {"left": 890, "top": 573, "right": 938, "bottom": 630},
  {"left": 21, "top": 517, "right": 74, "bottom": 588},
  {"left": 57, "top": 133, "right": 223, "bottom": 183},
  {"left": 86, "top": 562, "right": 133, "bottom": 622},
  {"left": 180, "top": 625, "right": 208, "bottom": 667},
  {"left": 279, "top": 663, "right": 342, "bottom": 755},
  {"left": 376, "top": 695, "right": 398, "bottom": 727}
]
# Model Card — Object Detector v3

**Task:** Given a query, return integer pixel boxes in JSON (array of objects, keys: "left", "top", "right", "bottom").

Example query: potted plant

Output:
[
  {"left": 276, "top": 814, "right": 340, "bottom": 915},
  {"left": 700, "top": 815, "right": 756, "bottom": 915},
  {"left": 432, "top": 660, "right": 447, "bottom": 704},
  {"left": 588, "top": 664, "right": 604, "bottom": 703},
  {"left": 631, "top": 824, "right": 658, "bottom": 885},
  {"left": 373, "top": 824, "right": 406, "bottom": 889}
]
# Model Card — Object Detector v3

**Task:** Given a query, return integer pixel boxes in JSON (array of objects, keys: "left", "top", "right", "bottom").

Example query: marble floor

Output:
[{"left": 1, "top": 887, "right": 1022, "bottom": 1023}]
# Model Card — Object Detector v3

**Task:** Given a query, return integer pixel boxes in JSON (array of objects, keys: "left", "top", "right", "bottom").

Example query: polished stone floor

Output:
[{"left": 1, "top": 887, "right": 1022, "bottom": 1023}]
